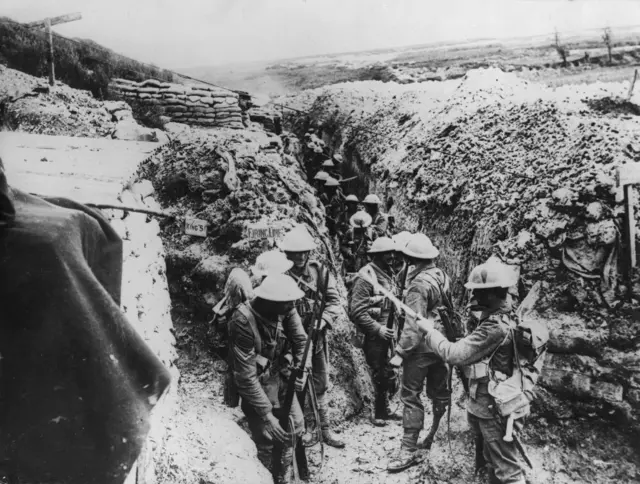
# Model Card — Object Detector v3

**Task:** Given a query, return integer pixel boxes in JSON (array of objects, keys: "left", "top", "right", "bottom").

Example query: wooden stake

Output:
[
  {"left": 625, "top": 184, "right": 636, "bottom": 300},
  {"left": 46, "top": 18, "right": 55, "bottom": 86},
  {"left": 627, "top": 69, "right": 638, "bottom": 101}
]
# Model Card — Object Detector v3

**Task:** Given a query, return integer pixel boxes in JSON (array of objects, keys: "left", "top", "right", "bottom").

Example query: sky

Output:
[{"left": 2, "top": 0, "right": 640, "bottom": 68}]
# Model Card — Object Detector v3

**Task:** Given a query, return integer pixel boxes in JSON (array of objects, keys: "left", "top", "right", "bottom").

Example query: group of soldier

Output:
[{"left": 216, "top": 144, "right": 544, "bottom": 484}]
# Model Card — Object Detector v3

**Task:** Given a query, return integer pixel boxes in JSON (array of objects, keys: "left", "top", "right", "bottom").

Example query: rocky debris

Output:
[
  {"left": 136, "top": 121, "right": 373, "bottom": 424},
  {"left": 287, "top": 68, "right": 640, "bottom": 428},
  {"left": 110, "top": 78, "right": 244, "bottom": 129}
]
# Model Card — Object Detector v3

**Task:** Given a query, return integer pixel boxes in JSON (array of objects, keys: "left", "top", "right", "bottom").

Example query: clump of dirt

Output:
[{"left": 585, "top": 96, "right": 640, "bottom": 117}]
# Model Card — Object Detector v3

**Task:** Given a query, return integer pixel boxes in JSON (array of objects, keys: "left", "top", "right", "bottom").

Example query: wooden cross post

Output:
[
  {"left": 617, "top": 163, "right": 640, "bottom": 298},
  {"left": 26, "top": 12, "right": 82, "bottom": 87}
]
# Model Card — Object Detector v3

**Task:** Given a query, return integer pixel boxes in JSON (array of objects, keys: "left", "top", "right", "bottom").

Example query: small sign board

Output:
[
  {"left": 618, "top": 163, "right": 640, "bottom": 187},
  {"left": 246, "top": 225, "right": 286, "bottom": 240},
  {"left": 185, "top": 217, "right": 208, "bottom": 237}
]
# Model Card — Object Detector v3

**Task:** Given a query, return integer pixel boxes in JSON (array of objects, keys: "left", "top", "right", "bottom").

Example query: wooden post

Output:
[
  {"left": 625, "top": 185, "right": 637, "bottom": 299},
  {"left": 628, "top": 69, "right": 638, "bottom": 101},
  {"left": 46, "top": 18, "right": 55, "bottom": 86}
]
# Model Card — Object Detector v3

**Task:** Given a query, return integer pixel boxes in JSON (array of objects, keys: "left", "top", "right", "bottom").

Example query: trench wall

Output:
[
  {"left": 109, "top": 78, "right": 245, "bottom": 129},
  {"left": 285, "top": 69, "right": 640, "bottom": 432}
]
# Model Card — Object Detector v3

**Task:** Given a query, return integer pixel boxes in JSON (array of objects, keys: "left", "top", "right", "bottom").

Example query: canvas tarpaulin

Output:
[{"left": 0, "top": 180, "right": 172, "bottom": 483}]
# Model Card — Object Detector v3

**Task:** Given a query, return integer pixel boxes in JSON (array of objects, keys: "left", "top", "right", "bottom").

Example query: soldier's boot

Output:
[
  {"left": 376, "top": 390, "right": 402, "bottom": 421},
  {"left": 418, "top": 399, "right": 448, "bottom": 450},
  {"left": 371, "top": 391, "right": 387, "bottom": 427},
  {"left": 256, "top": 442, "right": 273, "bottom": 472},
  {"left": 274, "top": 446, "right": 294, "bottom": 484},
  {"left": 387, "top": 429, "right": 422, "bottom": 473},
  {"left": 318, "top": 393, "right": 345, "bottom": 448}
]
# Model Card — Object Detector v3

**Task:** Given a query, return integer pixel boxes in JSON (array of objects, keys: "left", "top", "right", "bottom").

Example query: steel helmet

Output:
[
  {"left": 322, "top": 159, "right": 335, "bottom": 168},
  {"left": 464, "top": 260, "right": 518, "bottom": 290},
  {"left": 324, "top": 177, "right": 340, "bottom": 187},
  {"left": 254, "top": 274, "right": 305, "bottom": 302},
  {"left": 314, "top": 171, "right": 329, "bottom": 181},
  {"left": 363, "top": 194, "right": 382, "bottom": 205},
  {"left": 392, "top": 231, "right": 413, "bottom": 251},
  {"left": 251, "top": 250, "right": 294, "bottom": 278},
  {"left": 333, "top": 154, "right": 343, "bottom": 163},
  {"left": 279, "top": 226, "right": 317, "bottom": 252},
  {"left": 349, "top": 210, "right": 372, "bottom": 228},
  {"left": 402, "top": 233, "right": 440, "bottom": 259},
  {"left": 345, "top": 194, "right": 359, "bottom": 203},
  {"left": 368, "top": 236, "right": 396, "bottom": 254}
]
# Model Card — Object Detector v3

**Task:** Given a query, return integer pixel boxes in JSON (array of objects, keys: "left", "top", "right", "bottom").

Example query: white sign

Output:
[
  {"left": 246, "top": 225, "right": 286, "bottom": 240},
  {"left": 618, "top": 163, "right": 640, "bottom": 187},
  {"left": 185, "top": 217, "right": 208, "bottom": 237}
]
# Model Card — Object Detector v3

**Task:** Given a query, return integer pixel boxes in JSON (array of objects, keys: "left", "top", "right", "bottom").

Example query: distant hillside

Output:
[{"left": 0, "top": 17, "right": 174, "bottom": 98}]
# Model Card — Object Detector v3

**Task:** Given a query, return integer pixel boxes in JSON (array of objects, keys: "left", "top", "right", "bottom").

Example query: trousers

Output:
[
  {"left": 468, "top": 412, "right": 526, "bottom": 484},
  {"left": 400, "top": 351, "right": 450, "bottom": 430}
]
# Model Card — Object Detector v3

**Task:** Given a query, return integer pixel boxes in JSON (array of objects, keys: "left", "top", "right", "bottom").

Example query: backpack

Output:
[{"left": 487, "top": 310, "right": 549, "bottom": 418}]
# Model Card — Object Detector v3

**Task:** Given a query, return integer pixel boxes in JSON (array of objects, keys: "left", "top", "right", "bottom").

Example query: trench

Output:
[
  {"left": 124, "top": 73, "right": 640, "bottom": 483},
  {"left": 279, "top": 72, "right": 640, "bottom": 483}
]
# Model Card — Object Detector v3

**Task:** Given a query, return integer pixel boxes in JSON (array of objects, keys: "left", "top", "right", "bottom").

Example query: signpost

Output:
[
  {"left": 185, "top": 217, "right": 208, "bottom": 237},
  {"left": 26, "top": 12, "right": 82, "bottom": 86},
  {"left": 617, "top": 164, "right": 639, "bottom": 298}
]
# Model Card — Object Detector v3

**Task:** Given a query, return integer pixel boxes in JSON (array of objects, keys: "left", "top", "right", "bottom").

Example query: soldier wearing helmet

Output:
[
  {"left": 387, "top": 233, "right": 452, "bottom": 473},
  {"left": 348, "top": 237, "right": 402, "bottom": 426},
  {"left": 313, "top": 170, "right": 330, "bottom": 194},
  {"left": 322, "top": 158, "right": 339, "bottom": 179},
  {"left": 228, "top": 274, "right": 309, "bottom": 483},
  {"left": 279, "top": 226, "right": 345, "bottom": 449},
  {"left": 342, "top": 210, "right": 374, "bottom": 275},
  {"left": 251, "top": 250, "right": 294, "bottom": 284},
  {"left": 414, "top": 259, "right": 543, "bottom": 484},
  {"left": 321, "top": 177, "right": 344, "bottom": 235},
  {"left": 362, "top": 194, "right": 389, "bottom": 240},
  {"left": 338, "top": 194, "right": 361, "bottom": 236}
]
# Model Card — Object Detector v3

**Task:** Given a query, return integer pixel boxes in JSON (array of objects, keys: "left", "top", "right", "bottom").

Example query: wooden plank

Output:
[
  {"left": 617, "top": 163, "right": 640, "bottom": 187},
  {"left": 625, "top": 185, "right": 637, "bottom": 269},
  {"left": 26, "top": 12, "right": 82, "bottom": 30},
  {"left": 46, "top": 18, "right": 55, "bottom": 86}
]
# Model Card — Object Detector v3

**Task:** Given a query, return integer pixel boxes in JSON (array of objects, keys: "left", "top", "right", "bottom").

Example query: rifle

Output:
[
  {"left": 272, "top": 267, "right": 330, "bottom": 482},
  {"left": 383, "top": 264, "right": 408, "bottom": 393}
]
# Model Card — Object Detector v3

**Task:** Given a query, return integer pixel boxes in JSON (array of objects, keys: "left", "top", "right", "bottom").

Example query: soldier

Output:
[
  {"left": 313, "top": 170, "right": 329, "bottom": 193},
  {"left": 250, "top": 250, "right": 294, "bottom": 285},
  {"left": 228, "top": 274, "right": 309, "bottom": 484},
  {"left": 388, "top": 233, "right": 452, "bottom": 472},
  {"left": 348, "top": 237, "right": 402, "bottom": 426},
  {"left": 341, "top": 210, "right": 373, "bottom": 275},
  {"left": 322, "top": 177, "right": 344, "bottom": 235},
  {"left": 322, "top": 158, "right": 339, "bottom": 179},
  {"left": 362, "top": 194, "right": 389, "bottom": 239},
  {"left": 280, "top": 226, "right": 346, "bottom": 448},
  {"left": 338, "top": 194, "right": 360, "bottom": 235},
  {"left": 413, "top": 260, "right": 545, "bottom": 484}
]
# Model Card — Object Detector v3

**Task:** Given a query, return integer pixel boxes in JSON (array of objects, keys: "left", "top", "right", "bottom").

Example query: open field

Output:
[{"left": 179, "top": 24, "right": 640, "bottom": 96}]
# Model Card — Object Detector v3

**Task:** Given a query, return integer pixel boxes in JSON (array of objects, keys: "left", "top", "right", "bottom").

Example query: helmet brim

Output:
[
  {"left": 254, "top": 286, "right": 305, "bottom": 301},
  {"left": 401, "top": 247, "right": 440, "bottom": 259}
]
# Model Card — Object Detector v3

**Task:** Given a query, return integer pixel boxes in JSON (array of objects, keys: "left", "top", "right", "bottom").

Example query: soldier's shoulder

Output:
[{"left": 481, "top": 313, "right": 513, "bottom": 337}]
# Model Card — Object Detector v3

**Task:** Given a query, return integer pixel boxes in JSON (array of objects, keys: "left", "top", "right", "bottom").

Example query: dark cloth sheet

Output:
[{"left": 0, "top": 187, "right": 171, "bottom": 484}]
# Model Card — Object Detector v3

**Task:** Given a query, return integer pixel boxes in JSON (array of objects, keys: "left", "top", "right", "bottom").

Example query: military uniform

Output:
[
  {"left": 288, "top": 260, "right": 344, "bottom": 447},
  {"left": 341, "top": 227, "right": 373, "bottom": 274},
  {"left": 395, "top": 263, "right": 452, "bottom": 449},
  {"left": 370, "top": 212, "right": 389, "bottom": 239},
  {"left": 424, "top": 304, "right": 536, "bottom": 484},
  {"left": 349, "top": 262, "right": 399, "bottom": 421},
  {"left": 228, "top": 302, "right": 307, "bottom": 474}
]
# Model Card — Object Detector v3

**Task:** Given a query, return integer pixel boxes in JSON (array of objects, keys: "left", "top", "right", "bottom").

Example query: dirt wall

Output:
[{"left": 285, "top": 68, "right": 640, "bottom": 433}]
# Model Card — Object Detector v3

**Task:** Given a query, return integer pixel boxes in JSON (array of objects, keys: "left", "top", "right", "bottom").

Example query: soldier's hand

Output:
[
  {"left": 263, "top": 413, "right": 291, "bottom": 443},
  {"left": 389, "top": 354, "right": 403, "bottom": 368},
  {"left": 295, "top": 372, "right": 308, "bottom": 392},
  {"left": 378, "top": 326, "right": 394, "bottom": 341}
]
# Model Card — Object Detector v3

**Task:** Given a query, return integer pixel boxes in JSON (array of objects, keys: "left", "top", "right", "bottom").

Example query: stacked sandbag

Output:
[{"left": 109, "top": 78, "right": 244, "bottom": 129}]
